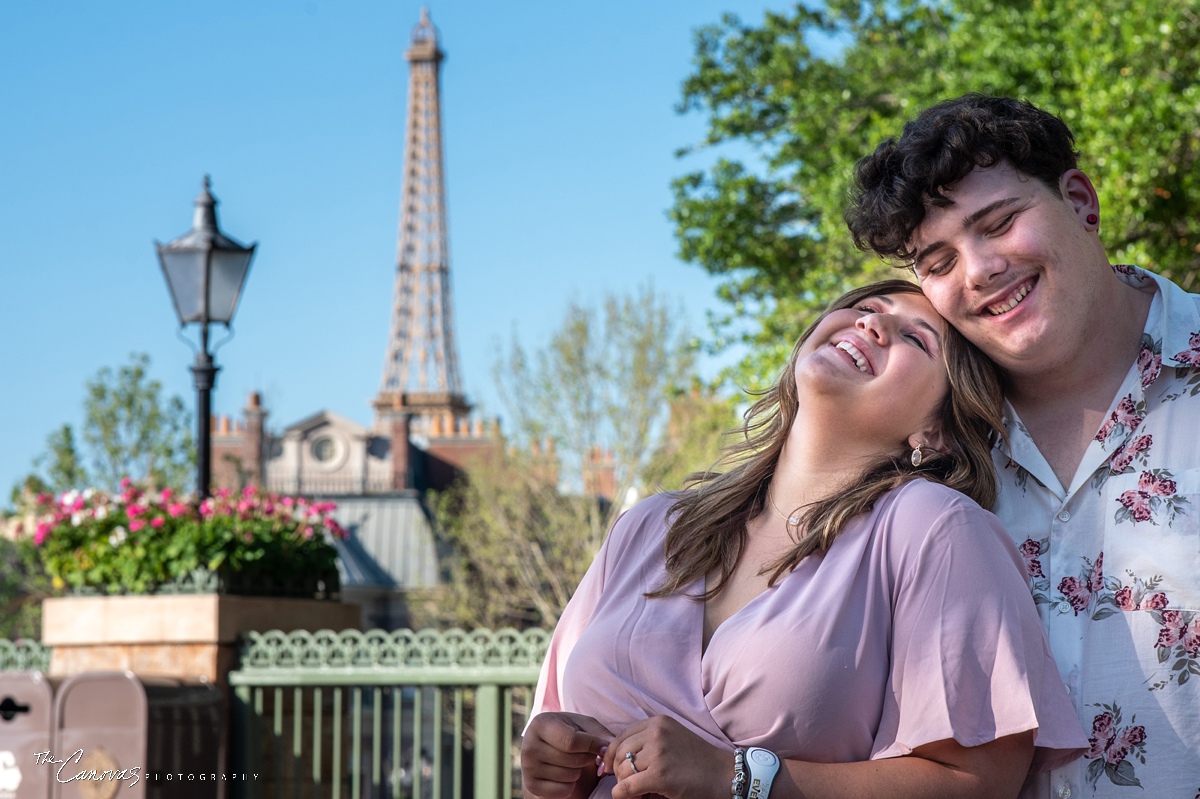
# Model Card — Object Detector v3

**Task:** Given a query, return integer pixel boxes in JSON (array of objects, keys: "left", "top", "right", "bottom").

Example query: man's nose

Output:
[{"left": 961, "top": 244, "right": 1007, "bottom": 288}]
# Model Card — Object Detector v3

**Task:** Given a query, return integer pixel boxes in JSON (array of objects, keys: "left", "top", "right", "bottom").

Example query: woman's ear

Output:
[{"left": 908, "top": 424, "right": 946, "bottom": 458}]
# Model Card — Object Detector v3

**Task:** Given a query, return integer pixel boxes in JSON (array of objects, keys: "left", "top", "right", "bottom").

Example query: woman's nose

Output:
[{"left": 855, "top": 313, "right": 891, "bottom": 343}]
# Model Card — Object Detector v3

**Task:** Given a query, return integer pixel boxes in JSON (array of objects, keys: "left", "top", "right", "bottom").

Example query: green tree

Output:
[
  {"left": 429, "top": 287, "right": 706, "bottom": 629},
  {"left": 16, "top": 353, "right": 194, "bottom": 498},
  {"left": 673, "top": 0, "right": 1200, "bottom": 386}
]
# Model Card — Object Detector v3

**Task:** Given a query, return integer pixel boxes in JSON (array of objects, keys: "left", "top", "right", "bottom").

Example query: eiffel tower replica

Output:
[{"left": 374, "top": 8, "right": 470, "bottom": 438}]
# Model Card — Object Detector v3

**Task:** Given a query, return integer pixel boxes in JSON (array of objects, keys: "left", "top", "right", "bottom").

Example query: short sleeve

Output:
[
  {"left": 530, "top": 506, "right": 632, "bottom": 718},
  {"left": 869, "top": 483, "right": 1087, "bottom": 771}
]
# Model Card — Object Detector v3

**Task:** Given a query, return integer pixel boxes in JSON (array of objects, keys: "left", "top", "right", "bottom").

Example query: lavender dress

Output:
[{"left": 531, "top": 480, "right": 1087, "bottom": 797}]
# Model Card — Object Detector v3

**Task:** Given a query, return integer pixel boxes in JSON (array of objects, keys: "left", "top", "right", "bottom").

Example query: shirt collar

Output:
[{"left": 1112, "top": 264, "right": 1200, "bottom": 368}]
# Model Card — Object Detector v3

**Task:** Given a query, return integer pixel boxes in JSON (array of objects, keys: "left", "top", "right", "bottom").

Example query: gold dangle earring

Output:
[{"left": 910, "top": 443, "right": 923, "bottom": 468}]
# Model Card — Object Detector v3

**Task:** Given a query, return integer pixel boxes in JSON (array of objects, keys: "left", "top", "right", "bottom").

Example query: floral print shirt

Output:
[{"left": 993, "top": 265, "right": 1200, "bottom": 799}]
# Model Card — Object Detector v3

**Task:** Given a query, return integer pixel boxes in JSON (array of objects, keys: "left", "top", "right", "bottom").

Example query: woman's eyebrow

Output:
[{"left": 914, "top": 319, "right": 943, "bottom": 352}]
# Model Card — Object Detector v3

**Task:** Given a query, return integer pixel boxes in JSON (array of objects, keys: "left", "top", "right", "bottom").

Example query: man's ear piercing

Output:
[{"left": 1086, "top": 213, "right": 1099, "bottom": 225}]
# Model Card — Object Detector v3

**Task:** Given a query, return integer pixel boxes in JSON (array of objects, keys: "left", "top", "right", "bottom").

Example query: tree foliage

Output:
[
  {"left": 15, "top": 353, "right": 194, "bottom": 500},
  {"left": 428, "top": 287, "right": 722, "bottom": 630},
  {"left": 673, "top": 0, "right": 1200, "bottom": 386}
]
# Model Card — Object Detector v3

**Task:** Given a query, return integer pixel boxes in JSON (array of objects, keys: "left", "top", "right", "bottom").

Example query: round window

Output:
[{"left": 311, "top": 437, "right": 337, "bottom": 463}]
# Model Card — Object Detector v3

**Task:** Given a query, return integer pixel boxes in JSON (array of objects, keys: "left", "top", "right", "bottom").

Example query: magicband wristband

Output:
[{"left": 745, "top": 747, "right": 780, "bottom": 799}]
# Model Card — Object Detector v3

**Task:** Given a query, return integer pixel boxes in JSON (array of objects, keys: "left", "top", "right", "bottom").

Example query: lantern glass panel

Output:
[
  {"left": 207, "top": 247, "right": 254, "bottom": 324},
  {"left": 159, "top": 249, "right": 207, "bottom": 324}
]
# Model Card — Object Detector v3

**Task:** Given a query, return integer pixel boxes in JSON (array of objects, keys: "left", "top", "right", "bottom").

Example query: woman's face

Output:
[{"left": 793, "top": 291, "right": 950, "bottom": 446}]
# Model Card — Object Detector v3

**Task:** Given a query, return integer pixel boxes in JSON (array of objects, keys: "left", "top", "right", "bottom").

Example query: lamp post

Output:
[{"left": 156, "top": 176, "right": 256, "bottom": 497}]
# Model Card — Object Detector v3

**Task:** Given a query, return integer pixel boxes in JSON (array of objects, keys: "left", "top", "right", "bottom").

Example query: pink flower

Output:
[
  {"left": 303, "top": 526, "right": 315, "bottom": 539},
  {"left": 126, "top": 504, "right": 145, "bottom": 518},
  {"left": 1097, "top": 396, "right": 1144, "bottom": 441},
  {"left": 1115, "top": 586, "right": 1135, "bottom": 611},
  {"left": 160, "top": 488, "right": 174, "bottom": 501},
  {"left": 1058, "top": 576, "right": 1091, "bottom": 615},
  {"left": 1104, "top": 740, "right": 1132, "bottom": 766},
  {"left": 150, "top": 517, "right": 165, "bottom": 529},
  {"left": 1121, "top": 726, "right": 1146, "bottom": 748},
  {"left": 1183, "top": 621, "right": 1200, "bottom": 658},
  {"left": 1086, "top": 553, "right": 1104, "bottom": 594},
  {"left": 1109, "top": 446, "right": 1136, "bottom": 474},
  {"left": 281, "top": 497, "right": 295, "bottom": 508},
  {"left": 1157, "top": 610, "right": 1185, "bottom": 649},
  {"left": 34, "top": 522, "right": 51, "bottom": 546},
  {"left": 1116, "top": 490, "right": 1152, "bottom": 522},
  {"left": 1019, "top": 539, "right": 1044, "bottom": 579},
  {"left": 1137, "top": 347, "right": 1162, "bottom": 388},
  {"left": 1140, "top": 592, "right": 1168, "bottom": 610},
  {"left": 129, "top": 519, "right": 146, "bottom": 532},
  {"left": 1109, "top": 435, "right": 1152, "bottom": 475},
  {"left": 1174, "top": 345, "right": 1200, "bottom": 366},
  {"left": 120, "top": 477, "right": 132, "bottom": 489},
  {"left": 1138, "top": 471, "right": 1176, "bottom": 497},
  {"left": 167, "top": 503, "right": 188, "bottom": 518},
  {"left": 242, "top": 485, "right": 257, "bottom": 499},
  {"left": 1091, "top": 711, "right": 1115, "bottom": 740}
]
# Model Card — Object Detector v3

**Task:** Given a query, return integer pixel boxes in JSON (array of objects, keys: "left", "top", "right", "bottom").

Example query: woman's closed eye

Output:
[{"left": 904, "top": 331, "right": 929, "bottom": 352}]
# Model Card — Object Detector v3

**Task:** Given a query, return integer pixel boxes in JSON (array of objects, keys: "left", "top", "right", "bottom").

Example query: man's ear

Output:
[
  {"left": 908, "top": 424, "right": 946, "bottom": 459},
  {"left": 1060, "top": 169, "right": 1100, "bottom": 226}
]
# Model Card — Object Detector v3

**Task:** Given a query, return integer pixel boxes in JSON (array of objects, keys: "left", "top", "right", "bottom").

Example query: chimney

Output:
[
  {"left": 391, "top": 414, "right": 411, "bottom": 490},
  {"left": 242, "top": 391, "right": 267, "bottom": 486}
]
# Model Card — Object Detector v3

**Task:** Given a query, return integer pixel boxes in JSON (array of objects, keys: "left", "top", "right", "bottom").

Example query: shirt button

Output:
[
  {"left": 1058, "top": 787, "right": 1072, "bottom": 799},
  {"left": 1057, "top": 510, "right": 1071, "bottom": 522}
]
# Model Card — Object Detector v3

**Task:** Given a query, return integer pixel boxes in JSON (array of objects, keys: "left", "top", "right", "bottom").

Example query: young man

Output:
[{"left": 846, "top": 94, "right": 1200, "bottom": 798}]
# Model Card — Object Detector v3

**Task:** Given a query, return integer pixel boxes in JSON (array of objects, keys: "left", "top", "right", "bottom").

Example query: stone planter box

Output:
[{"left": 42, "top": 595, "right": 361, "bottom": 683}]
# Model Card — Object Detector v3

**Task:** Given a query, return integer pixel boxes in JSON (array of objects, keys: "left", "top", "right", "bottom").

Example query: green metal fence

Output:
[
  {"left": 0, "top": 638, "right": 50, "bottom": 671},
  {"left": 228, "top": 628, "right": 550, "bottom": 799}
]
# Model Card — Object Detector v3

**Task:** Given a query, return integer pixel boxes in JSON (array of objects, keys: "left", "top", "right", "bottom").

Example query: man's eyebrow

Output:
[
  {"left": 912, "top": 196, "right": 1021, "bottom": 267},
  {"left": 961, "top": 196, "right": 1020, "bottom": 229}
]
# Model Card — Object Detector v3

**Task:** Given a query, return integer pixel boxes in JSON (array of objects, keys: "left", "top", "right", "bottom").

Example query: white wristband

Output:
[{"left": 745, "top": 747, "right": 779, "bottom": 799}]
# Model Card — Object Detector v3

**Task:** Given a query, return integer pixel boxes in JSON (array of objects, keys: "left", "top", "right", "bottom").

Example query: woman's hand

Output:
[
  {"left": 522, "top": 712, "right": 613, "bottom": 799},
  {"left": 602, "top": 715, "right": 730, "bottom": 799}
]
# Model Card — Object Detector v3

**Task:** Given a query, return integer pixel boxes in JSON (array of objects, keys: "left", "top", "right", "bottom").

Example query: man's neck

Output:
[{"left": 1006, "top": 281, "right": 1154, "bottom": 490}]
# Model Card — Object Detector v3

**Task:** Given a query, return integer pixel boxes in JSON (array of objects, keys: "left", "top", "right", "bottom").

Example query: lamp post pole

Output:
[
  {"left": 192, "top": 325, "right": 219, "bottom": 498},
  {"left": 156, "top": 176, "right": 256, "bottom": 498}
]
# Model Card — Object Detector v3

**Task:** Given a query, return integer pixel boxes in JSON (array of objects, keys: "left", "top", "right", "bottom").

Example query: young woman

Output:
[{"left": 521, "top": 280, "right": 1086, "bottom": 799}]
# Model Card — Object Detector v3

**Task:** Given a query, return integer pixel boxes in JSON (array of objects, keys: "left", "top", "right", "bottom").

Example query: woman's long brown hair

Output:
[{"left": 648, "top": 280, "right": 1005, "bottom": 600}]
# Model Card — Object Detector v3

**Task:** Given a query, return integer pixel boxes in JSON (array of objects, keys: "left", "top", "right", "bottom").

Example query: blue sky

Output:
[{"left": 0, "top": 1, "right": 792, "bottom": 497}]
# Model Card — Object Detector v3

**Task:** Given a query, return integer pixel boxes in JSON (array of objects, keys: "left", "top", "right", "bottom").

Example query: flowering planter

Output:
[
  {"left": 24, "top": 482, "right": 360, "bottom": 683},
  {"left": 42, "top": 594, "right": 361, "bottom": 683}
]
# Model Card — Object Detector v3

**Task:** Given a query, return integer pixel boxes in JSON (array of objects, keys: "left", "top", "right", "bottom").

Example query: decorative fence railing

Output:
[
  {"left": 0, "top": 638, "right": 51, "bottom": 671},
  {"left": 228, "top": 628, "right": 551, "bottom": 799}
]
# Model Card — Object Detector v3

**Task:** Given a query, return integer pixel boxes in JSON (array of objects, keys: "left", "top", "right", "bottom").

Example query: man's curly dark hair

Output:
[{"left": 845, "top": 94, "right": 1079, "bottom": 262}]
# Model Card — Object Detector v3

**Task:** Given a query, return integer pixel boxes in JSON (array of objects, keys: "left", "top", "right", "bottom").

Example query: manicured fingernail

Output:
[
  {"left": 595, "top": 754, "right": 603, "bottom": 766},
  {"left": 597, "top": 763, "right": 605, "bottom": 777}
]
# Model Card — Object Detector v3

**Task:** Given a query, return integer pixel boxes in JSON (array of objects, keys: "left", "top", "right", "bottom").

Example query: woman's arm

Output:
[{"left": 601, "top": 715, "right": 1034, "bottom": 799}]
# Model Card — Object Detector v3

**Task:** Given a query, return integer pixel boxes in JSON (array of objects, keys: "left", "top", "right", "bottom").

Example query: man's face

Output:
[{"left": 908, "top": 162, "right": 1100, "bottom": 377}]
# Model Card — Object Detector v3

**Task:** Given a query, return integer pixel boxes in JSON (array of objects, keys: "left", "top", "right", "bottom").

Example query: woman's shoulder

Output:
[
  {"left": 880, "top": 477, "right": 989, "bottom": 518},
  {"left": 604, "top": 491, "right": 684, "bottom": 550},
  {"left": 873, "top": 478, "right": 1008, "bottom": 548}
]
